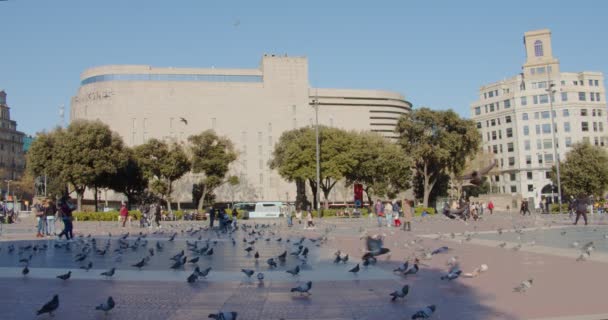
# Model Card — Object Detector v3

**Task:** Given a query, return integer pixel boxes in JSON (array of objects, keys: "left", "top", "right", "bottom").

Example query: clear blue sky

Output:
[{"left": 1, "top": 0, "right": 607, "bottom": 135}]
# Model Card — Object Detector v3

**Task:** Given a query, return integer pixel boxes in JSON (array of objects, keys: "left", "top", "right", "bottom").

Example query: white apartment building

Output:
[{"left": 470, "top": 29, "right": 607, "bottom": 206}]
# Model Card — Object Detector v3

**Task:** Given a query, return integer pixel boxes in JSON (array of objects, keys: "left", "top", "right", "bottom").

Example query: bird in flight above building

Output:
[
  {"left": 179, "top": 117, "right": 188, "bottom": 125},
  {"left": 460, "top": 160, "right": 497, "bottom": 186}
]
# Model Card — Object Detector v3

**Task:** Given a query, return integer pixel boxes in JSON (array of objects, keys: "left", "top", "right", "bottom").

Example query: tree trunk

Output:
[
  {"left": 76, "top": 187, "right": 84, "bottom": 212},
  {"left": 167, "top": 180, "right": 173, "bottom": 213},
  {"left": 295, "top": 178, "right": 308, "bottom": 211},
  {"left": 94, "top": 186, "right": 98, "bottom": 212},
  {"left": 197, "top": 183, "right": 207, "bottom": 211},
  {"left": 422, "top": 163, "right": 435, "bottom": 208},
  {"left": 364, "top": 186, "right": 373, "bottom": 206},
  {"left": 308, "top": 179, "right": 318, "bottom": 210}
]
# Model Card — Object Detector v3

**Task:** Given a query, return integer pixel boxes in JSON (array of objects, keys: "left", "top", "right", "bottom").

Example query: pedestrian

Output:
[
  {"left": 374, "top": 199, "right": 384, "bottom": 227},
  {"left": 296, "top": 206, "right": 303, "bottom": 224},
  {"left": 402, "top": 199, "right": 413, "bottom": 231},
  {"left": 539, "top": 201, "right": 545, "bottom": 214},
  {"left": 306, "top": 209, "right": 314, "bottom": 228},
  {"left": 479, "top": 202, "right": 485, "bottom": 215},
  {"left": 45, "top": 200, "right": 57, "bottom": 237},
  {"left": 231, "top": 208, "right": 238, "bottom": 229},
  {"left": 57, "top": 196, "right": 74, "bottom": 240},
  {"left": 209, "top": 206, "right": 216, "bottom": 228},
  {"left": 35, "top": 202, "right": 46, "bottom": 238},
  {"left": 384, "top": 201, "right": 393, "bottom": 227},
  {"left": 392, "top": 200, "right": 401, "bottom": 227},
  {"left": 153, "top": 202, "right": 162, "bottom": 228},
  {"left": 285, "top": 206, "right": 293, "bottom": 227},
  {"left": 573, "top": 194, "right": 589, "bottom": 225},
  {"left": 487, "top": 200, "right": 494, "bottom": 215},
  {"left": 120, "top": 202, "right": 129, "bottom": 227}
]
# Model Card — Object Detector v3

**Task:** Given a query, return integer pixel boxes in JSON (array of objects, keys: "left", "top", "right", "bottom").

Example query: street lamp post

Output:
[
  {"left": 547, "top": 80, "right": 563, "bottom": 213},
  {"left": 312, "top": 96, "right": 321, "bottom": 218}
]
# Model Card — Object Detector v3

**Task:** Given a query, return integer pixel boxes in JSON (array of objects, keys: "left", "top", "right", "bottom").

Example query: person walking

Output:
[
  {"left": 487, "top": 201, "right": 494, "bottom": 215},
  {"left": 384, "top": 201, "right": 393, "bottom": 227},
  {"left": 153, "top": 202, "right": 162, "bottom": 228},
  {"left": 392, "top": 200, "right": 401, "bottom": 227},
  {"left": 120, "top": 202, "right": 129, "bottom": 227},
  {"left": 35, "top": 202, "right": 46, "bottom": 238},
  {"left": 402, "top": 199, "right": 413, "bottom": 231},
  {"left": 539, "top": 201, "right": 545, "bottom": 214},
  {"left": 374, "top": 199, "right": 384, "bottom": 227},
  {"left": 45, "top": 200, "right": 57, "bottom": 237},
  {"left": 57, "top": 196, "right": 74, "bottom": 240},
  {"left": 209, "top": 206, "right": 216, "bottom": 228},
  {"left": 573, "top": 194, "right": 589, "bottom": 225},
  {"left": 306, "top": 209, "right": 314, "bottom": 228},
  {"left": 285, "top": 206, "right": 293, "bottom": 227}
]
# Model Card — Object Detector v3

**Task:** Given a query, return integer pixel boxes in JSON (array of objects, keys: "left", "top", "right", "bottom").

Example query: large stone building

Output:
[
  {"left": 71, "top": 55, "right": 412, "bottom": 202},
  {"left": 0, "top": 90, "right": 26, "bottom": 181},
  {"left": 470, "top": 29, "right": 607, "bottom": 206}
]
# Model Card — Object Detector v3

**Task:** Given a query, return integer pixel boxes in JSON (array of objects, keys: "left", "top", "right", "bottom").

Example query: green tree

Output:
[
  {"left": 553, "top": 142, "right": 608, "bottom": 198},
  {"left": 104, "top": 148, "right": 149, "bottom": 210},
  {"left": 270, "top": 126, "right": 357, "bottom": 210},
  {"left": 188, "top": 130, "right": 238, "bottom": 210},
  {"left": 134, "top": 139, "right": 190, "bottom": 211},
  {"left": 345, "top": 131, "right": 412, "bottom": 205},
  {"left": 396, "top": 108, "right": 481, "bottom": 207}
]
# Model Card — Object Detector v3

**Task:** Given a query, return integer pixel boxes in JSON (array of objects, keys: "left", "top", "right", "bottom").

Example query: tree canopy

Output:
[
  {"left": 396, "top": 108, "right": 481, "bottom": 207},
  {"left": 554, "top": 142, "right": 608, "bottom": 198}
]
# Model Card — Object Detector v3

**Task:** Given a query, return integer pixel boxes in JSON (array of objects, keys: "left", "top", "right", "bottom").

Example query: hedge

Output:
[
  {"left": 414, "top": 207, "right": 436, "bottom": 216},
  {"left": 549, "top": 204, "right": 570, "bottom": 213},
  {"left": 73, "top": 210, "right": 186, "bottom": 221}
]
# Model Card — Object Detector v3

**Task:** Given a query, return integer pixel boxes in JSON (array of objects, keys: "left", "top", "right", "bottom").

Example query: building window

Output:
[
  {"left": 591, "top": 92, "right": 596, "bottom": 101},
  {"left": 598, "top": 109, "right": 603, "bottom": 117},
  {"left": 533, "top": 95, "right": 538, "bottom": 104},
  {"left": 544, "top": 153, "right": 554, "bottom": 163},
  {"left": 563, "top": 109, "right": 569, "bottom": 117},
  {"left": 508, "top": 157, "right": 515, "bottom": 166},
  {"left": 495, "top": 175, "right": 500, "bottom": 182},
  {"left": 492, "top": 131, "right": 497, "bottom": 140},
  {"left": 528, "top": 184, "right": 534, "bottom": 192},
  {"left": 489, "top": 104, "right": 495, "bottom": 112},
  {"left": 504, "top": 99, "right": 511, "bottom": 108},
  {"left": 525, "top": 155, "right": 532, "bottom": 165},
  {"left": 581, "top": 109, "right": 588, "bottom": 116},
  {"left": 524, "top": 140, "right": 530, "bottom": 150},
  {"left": 527, "top": 172, "right": 533, "bottom": 180},
  {"left": 538, "top": 154, "right": 543, "bottom": 164},
  {"left": 492, "top": 145, "right": 498, "bottom": 154},
  {"left": 565, "top": 137, "right": 572, "bottom": 147},
  {"left": 510, "top": 185, "right": 517, "bottom": 193},
  {"left": 474, "top": 107, "right": 481, "bottom": 115},
  {"left": 506, "top": 128, "right": 513, "bottom": 138},
  {"left": 564, "top": 122, "right": 570, "bottom": 132},
  {"left": 535, "top": 125, "right": 541, "bottom": 134},
  {"left": 542, "top": 123, "right": 552, "bottom": 134},
  {"left": 491, "top": 119, "right": 496, "bottom": 126},
  {"left": 582, "top": 122, "right": 589, "bottom": 132},
  {"left": 596, "top": 92, "right": 601, "bottom": 101},
  {"left": 539, "top": 94, "right": 549, "bottom": 104},
  {"left": 500, "top": 144, "right": 503, "bottom": 153},
  {"left": 545, "top": 171, "right": 552, "bottom": 179},
  {"left": 541, "top": 111, "right": 550, "bottom": 119},
  {"left": 595, "top": 137, "right": 599, "bottom": 146},
  {"left": 600, "top": 122, "right": 604, "bottom": 132},
  {"left": 534, "top": 40, "right": 544, "bottom": 56},
  {"left": 595, "top": 80, "right": 599, "bottom": 86},
  {"left": 561, "top": 92, "right": 568, "bottom": 101},
  {"left": 543, "top": 139, "right": 553, "bottom": 149},
  {"left": 506, "top": 115, "right": 512, "bottom": 123},
  {"left": 537, "top": 139, "right": 542, "bottom": 149},
  {"left": 579, "top": 92, "right": 586, "bottom": 101},
  {"left": 489, "top": 91, "right": 494, "bottom": 98},
  {"left": 593, "top": 122, "right": 598, "bottom": 132},
  {"left": 476, "top": 122, "right": 482, "bottom": 129},
  {"left": 498, "top": 130, "right": 502, "bottom": 139},
  {"left": 522, "top": 113, "right": 528, "bottom": 120},
  {"left": 521, "top": 96, "right": 527, "bottom": 106},
  {"left": 523, "top": 125, "right": 529, "bottom": 136},
  {"left": 510, "top": 173, "right": 516, "bottom": 181},
  {"left": 507, "top": 142, "right": 514, "bottom": 152}
]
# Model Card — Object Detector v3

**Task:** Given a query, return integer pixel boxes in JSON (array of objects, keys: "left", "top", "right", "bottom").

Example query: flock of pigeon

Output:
[{"left": 6, "top": 213, "right": 607, "bottom": 319}]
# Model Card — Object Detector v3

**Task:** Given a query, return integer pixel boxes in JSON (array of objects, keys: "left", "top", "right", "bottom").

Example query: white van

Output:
[{"left": 241, "top": 202, "right": 283, "bottom": 219}]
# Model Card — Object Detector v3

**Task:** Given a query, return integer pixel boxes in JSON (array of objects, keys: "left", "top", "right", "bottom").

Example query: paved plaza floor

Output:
[{"left": 1, "top": 212, "right": 608, "bottom": 319}]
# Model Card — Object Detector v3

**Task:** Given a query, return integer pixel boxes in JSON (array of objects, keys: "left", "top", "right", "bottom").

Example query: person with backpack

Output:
[{"left": 57, "top": 196, "right": 74, "bottom": 240}]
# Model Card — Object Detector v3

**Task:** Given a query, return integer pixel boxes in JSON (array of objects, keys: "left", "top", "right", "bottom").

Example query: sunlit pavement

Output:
[{"left": 1, "top": 212, "right": 608, "bottom": 319}]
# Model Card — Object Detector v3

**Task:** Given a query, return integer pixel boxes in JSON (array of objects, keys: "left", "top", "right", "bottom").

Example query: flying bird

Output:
[
  {"left": 362, "top": 236, "right": 390, "bottom": 260},
  {"left": 37, "top": 294, "right": 59, "bottom": 316},
  {"left": 179, "top": 117, "right": 188, "bottom": 125},
  {"left": 460, "top": 160, "right": 497, "bottom": 186},
  {"left": 95, "top": 296, "right": 115, "bottom": 315}
]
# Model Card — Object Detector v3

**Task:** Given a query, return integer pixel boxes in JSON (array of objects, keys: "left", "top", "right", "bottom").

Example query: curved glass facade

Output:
[{"left": 81, "top": 73, "right": 263, "bottom": 86}]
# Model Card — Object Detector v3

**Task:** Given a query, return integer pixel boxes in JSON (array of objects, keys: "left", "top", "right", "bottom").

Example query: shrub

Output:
[
  {"left": 550, "top": 203, "right": 570, "bottom": 213},
  {"left": 414, "top": 207, "right": 436, "bottom": 216}
]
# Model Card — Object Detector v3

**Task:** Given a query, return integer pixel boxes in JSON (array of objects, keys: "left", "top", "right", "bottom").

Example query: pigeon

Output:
[
  {"left": 362, "top": 236, "right": 390, "bottom": 260},
  {"left": 278, "top": 251, "right": 287, "bottom": 262},
  {"left": 208, "top": 312, "right": 238, "bottom": 320},
  {"left": 498, "top": 242, "right": 507, "bottom": 248},
  {"left": 257, "top": 272, "right": 264, "bottom": 281},
  {"left": 411, "top": 305, "right": 436, "bottom": 319},
  {"left": 290, "top": 281, "right": 312, "bottom": 295},
  {"left": 348, "top": 264, "right": 360, "bottom": 274},
  {"left": 169, "top": 233, "right": 177, "bottom": 241},
  {"left": 132, "top": 258, "right": 146, "bottom": 269},
  {"left": 267, "top": 258, "right": 277, "bottom": 268},
  {"left": 393, "top": 261, "right": 409, "bottom": 273},
  {"left": 22, "top": 265, "right": 29, "bottom": 276},
  {"left": 241, "top": 269, "right": 255, "bottom": 278},
  {"left": 205, "top": 248, "right": 214, "bottom": 256},
  {"left": 37, "top": 294, "right": 59, "bottom": 316},
  {"left": 189, "top": 257, "right": 200, "bottom": 264},
  {"left": 286, "top": 265, "right": 300, "bottom": 276},
  {"left": 431, "top": 246, "right": 449, "bottom": 255},
  {"left": 57, "top": 271, "right": 71, "bottom": 281},
  {"left": 187, "top": 272, "right": 198, "bottom": 283},
  {"left": 403, "top": 264, "right": 419, "bottom": 276},
  {"left": 179, "top": 117, "right": 188, "bottom": 125},
  {"left": 156, "top": 242, "right": 164, "bottom": 251},
  {"left": 101, "top": 267, "right": 116, "bottom": 278},
  {"left": 254, "top": 251, "right": 260, "bottom": 259},
  {"left": 514, "top": 278, "right": 534, "bottom": 293},
  {"left": 576, "top": 253, "right": 589, "bottom": 262},
  {"left": 244, "top": 246, "right": 254, "bottom": 253},
  {"left": 80, "top": 261, "right": 93, "bottom": 271},
  {"left": 441, "top": 268, "right": 462, "bottom": 280},
  {"left": 171, "top": 250, "right": 185, "bottom": 261},
  {"left": 389, "top": 285, "right": 409, "bottom": 301},
  {"left": 95, "top": 296, "right": 115, "bottom": 315},
  {"left": 197, "top": 267, "right": 211, "bottom": 278}
]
